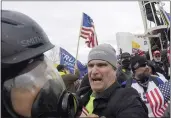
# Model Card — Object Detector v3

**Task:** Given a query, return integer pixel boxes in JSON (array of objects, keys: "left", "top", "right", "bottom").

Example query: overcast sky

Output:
[{"left": 2, "top": 1, "right": 170, "bottom": 64}]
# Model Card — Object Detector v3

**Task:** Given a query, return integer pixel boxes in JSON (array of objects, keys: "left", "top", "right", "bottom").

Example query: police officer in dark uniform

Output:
[{"left": 2, "top": 10, "right": 78, "bottom": 118}]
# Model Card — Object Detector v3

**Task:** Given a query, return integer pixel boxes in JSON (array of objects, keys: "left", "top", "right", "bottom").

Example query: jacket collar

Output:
[
  {"left": 94, "top": 81, "right": 121, "bottom": 99},
  {"left": 78, "top": 81, "right": 121, "bottom": 106}
]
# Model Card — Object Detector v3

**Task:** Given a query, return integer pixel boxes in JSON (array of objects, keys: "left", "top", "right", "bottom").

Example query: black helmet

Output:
[
  {"left": 1, "top": 10, "right": 79, "bottom": 118},
  {"left": 2, "top": 10, "right": 54, "bottom": 65},
  {"left": 121, "top": 52, "right": 131, "bottom": 59}
]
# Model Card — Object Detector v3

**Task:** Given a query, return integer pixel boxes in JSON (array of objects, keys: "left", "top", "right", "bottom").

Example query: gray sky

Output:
[{"left": 2, "top": 1, "right": 170, "bottom": 64}]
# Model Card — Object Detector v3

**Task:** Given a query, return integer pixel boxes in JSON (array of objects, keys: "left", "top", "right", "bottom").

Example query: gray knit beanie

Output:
[{"left": 88, "top": 44, "right": 117, "bottom": 68}]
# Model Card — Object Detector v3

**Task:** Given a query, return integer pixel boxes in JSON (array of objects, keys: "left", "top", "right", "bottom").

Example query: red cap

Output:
[{"left": 153, "top": 50, "right": 160, "bottom": 56}]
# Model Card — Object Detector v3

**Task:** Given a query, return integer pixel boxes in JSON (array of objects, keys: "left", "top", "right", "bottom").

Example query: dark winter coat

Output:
[{"left": 76, "top": 81, "right": 148, "bottom": 118}]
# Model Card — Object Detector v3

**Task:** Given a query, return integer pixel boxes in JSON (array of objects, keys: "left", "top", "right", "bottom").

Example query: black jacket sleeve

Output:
[{"left": 115, "top": 88, "right": 149, "bottom": 118}]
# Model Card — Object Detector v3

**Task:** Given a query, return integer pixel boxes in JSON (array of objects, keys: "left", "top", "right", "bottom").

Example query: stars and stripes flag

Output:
[
  {"left": 146, "top": 81, "right": 170, "bottom": 117},
  {"left": 79, "top": 107, "right": 89, "bottom": 117},
  {"left": 80, "top": 13, "right": 98, "bottom": 48}
]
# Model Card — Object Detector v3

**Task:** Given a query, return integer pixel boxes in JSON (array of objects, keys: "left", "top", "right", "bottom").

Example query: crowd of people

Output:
[{"left": 2, "top": 9, "right": 170, "bottom": 118}]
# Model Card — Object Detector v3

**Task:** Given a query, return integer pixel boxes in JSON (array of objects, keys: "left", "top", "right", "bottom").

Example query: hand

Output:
[{"left": 87, "top": 114, "right": 99, "bottom": 118}]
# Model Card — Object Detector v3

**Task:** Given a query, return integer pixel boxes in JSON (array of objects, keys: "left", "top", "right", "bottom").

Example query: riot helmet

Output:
[{"left": 2, "top": 10, "right": 78, "bottom": 118}]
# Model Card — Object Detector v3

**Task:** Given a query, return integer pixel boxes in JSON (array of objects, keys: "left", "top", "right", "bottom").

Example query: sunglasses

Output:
[{"left": 139, "top": 64, "right": 147, "bottom": 68}]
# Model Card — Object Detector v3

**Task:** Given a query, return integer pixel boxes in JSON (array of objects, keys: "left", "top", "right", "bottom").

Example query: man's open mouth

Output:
[{"left": 92, "top": 78, "right": 102, "bottom": 82}]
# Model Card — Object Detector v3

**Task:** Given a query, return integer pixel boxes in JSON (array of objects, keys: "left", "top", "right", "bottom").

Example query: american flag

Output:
[
  {"left": 77, "top": 107, "right": 89, "bottom": 117},
  {"left": 80, "top": 13, "right": 98, "bottom": 48},
  {"left": 146, "top": 81, "right": 170, "bottom": 117}
]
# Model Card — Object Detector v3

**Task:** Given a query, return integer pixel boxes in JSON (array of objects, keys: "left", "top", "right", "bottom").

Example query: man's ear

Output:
[{"left": 146, "top": 67, "right": 150, "bottom": 73}]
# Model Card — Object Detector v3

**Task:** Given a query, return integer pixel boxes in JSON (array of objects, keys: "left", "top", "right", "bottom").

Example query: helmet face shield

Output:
[
  {"left": 10, "top": 56, "right": 65, "bottom": 89},
  {"left": 3, "top": 56, "right": 66, "bottom": 117},
  {"left": 2, "top": 10, "right": 79, "bottom": 118}
]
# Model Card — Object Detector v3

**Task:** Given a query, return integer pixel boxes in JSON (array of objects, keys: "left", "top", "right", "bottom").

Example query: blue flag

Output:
[{"left": 60, "top": 47, "right": 88, "bottom": 79}]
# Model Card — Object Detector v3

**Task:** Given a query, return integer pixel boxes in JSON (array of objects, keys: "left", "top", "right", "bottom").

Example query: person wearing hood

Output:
[{"left": 116, "top": 52, "right": 133, "bottom": 84}]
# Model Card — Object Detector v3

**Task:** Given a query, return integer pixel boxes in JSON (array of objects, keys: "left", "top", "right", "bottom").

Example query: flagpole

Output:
[
  {"left": 74, "top": 12, "right": 84, "bottom": 74},
  {"left": 94, "top": 26, "right": 98, "bottom": 46}
]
